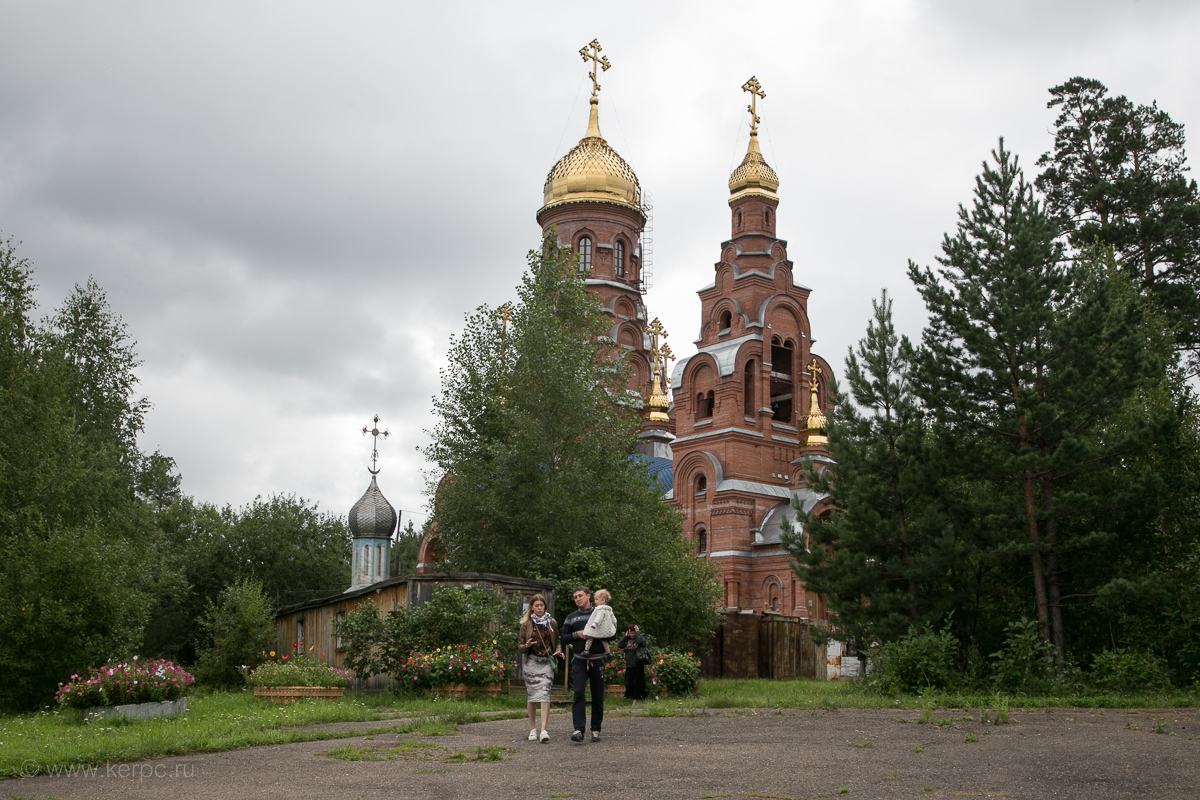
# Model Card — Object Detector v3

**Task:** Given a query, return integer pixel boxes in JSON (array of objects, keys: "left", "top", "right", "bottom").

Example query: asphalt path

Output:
[{"left": 9, "top": 707, "right": 1198, "bottom": 799}]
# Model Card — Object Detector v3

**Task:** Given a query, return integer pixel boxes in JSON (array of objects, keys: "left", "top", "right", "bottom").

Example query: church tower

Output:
[
  {"left": 669, "top": 78, "right": 833, "bottom": 618},
  {"left": 538, "top": 41, "right": 673, "bottom": 453}
]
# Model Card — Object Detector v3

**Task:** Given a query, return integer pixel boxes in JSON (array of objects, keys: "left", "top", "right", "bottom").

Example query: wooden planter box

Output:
[
  {"left": 252, "top": 686, "right": 345, "bottom": 704},
  {"left": 425, "top": 684, "right": 502, "bottom": 699}
]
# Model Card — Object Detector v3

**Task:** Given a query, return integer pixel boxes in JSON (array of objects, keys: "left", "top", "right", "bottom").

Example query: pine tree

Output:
[
  {"left": 910, "top": 140, "right": 1165, "bottom": 656},
  {"left": 1036, "top": 77, "right": 1200, "bottom": 372},
  {"left": 786, "top": 290, "right": 956, "bottom": 646}
]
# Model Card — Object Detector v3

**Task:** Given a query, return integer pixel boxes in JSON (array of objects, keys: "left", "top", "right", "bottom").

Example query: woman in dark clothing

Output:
[{"left": 617, "top": 624, "right": 648, "bottom": 705}]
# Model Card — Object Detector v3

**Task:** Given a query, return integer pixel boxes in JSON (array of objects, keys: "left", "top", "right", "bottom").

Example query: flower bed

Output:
[
  {"left": 244, "top": 654, "right": 350, "bottom": 689},
  {"left": 398, "top": 643, "right": 508, "bottom": 690},
  {"left": 651, "top": 650, "right": 702, "bottom": 696},
  {"left": 55, "top": 659, "right": 194, "bottom": 710}
]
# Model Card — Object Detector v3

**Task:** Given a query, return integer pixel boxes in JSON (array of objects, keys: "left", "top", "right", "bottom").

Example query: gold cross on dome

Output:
[
  {"left": 742, "top": 76, "right": 765, "bottom": 134},
  {"left": 807, "top": 358, "right": 823, "bottom": 386},
  {"left": 659, "top": 341, "right": 675, "bottom": 383},
  {"left": 580, "top": 39, "right": 611, "bottom": 98},
  {"left": 361, "top": 414, "right": 390, "bottom": 475},
  {"left": 647, "top": 316, "right": 666, "bottom": 359},
  {"left": 496, "top": 302, "right": 513, "bottom": 344}
]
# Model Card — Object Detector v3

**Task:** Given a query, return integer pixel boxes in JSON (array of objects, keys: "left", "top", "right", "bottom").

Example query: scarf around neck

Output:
[{"left": 531, "top": 611, "right": 553, "bottom": 626}]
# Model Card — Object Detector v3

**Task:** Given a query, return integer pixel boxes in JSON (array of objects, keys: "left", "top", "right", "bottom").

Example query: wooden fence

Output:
[{"left": 699, "top": 611, "right": 827, "bottom": 680}]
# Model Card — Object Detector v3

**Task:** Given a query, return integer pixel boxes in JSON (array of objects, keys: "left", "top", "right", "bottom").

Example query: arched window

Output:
[
  {"left": 736, "top": 210, "right": 743, "bottom": 231},
  {"left": 771, "top": 338, "right": 794, "bottom": 422},
  {"left": 695, "top": 474, "right": 707, "bottom": 495},
  {"left": 578, "top": 236, "right": 592, "bottom": 273},
  {"left": 744, "top": 359, "right": 755, "bottom": 416},
  {"left": 614, "top": 241, "right": 625, "bottom": 277},
  {"left": 696, "top": 390, "right": 714, "bottom": 419},
  {"left": 696, "top": 528, "right": 708, "bottom": 557},
  {"left": 764, "top": 208, "right": 771, "bottom": 228},
  {"left": 719, "top": 310, "right": 732, "bottom": 331}
]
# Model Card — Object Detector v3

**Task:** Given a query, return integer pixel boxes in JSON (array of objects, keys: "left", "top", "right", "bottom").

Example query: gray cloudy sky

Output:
[{"left": 2, "top": 1, "right": 1197, "bottom": 525}]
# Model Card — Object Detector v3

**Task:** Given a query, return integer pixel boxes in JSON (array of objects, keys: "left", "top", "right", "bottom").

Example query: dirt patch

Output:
[{"left": 9, "top": 707, "right": 1198, "bottom": 799}]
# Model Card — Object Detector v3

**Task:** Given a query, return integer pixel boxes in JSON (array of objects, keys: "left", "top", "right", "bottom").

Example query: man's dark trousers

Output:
[{"left": 571, "top": 656, "right": 605, "bottom": 733}]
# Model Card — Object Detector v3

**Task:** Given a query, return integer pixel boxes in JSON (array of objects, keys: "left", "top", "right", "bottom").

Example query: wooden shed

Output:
[{"left": 273, "top": 572, "right": 556, "bottom": 692}]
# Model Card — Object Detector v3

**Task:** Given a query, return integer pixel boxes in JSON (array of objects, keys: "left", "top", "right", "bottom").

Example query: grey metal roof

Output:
[{"left": 348, "top": 475, "right": 398, "bottom": 539}]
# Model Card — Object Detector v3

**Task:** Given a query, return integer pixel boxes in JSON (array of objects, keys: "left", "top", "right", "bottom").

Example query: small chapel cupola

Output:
[
  {"left": 728, "top": 76, "right": 780, "bottom": 237},
  {"left": 347, "top": 416, "right": 399, "bottom": 591}
]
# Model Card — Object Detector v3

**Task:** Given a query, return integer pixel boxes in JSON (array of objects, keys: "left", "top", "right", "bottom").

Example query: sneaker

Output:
[
  {"left": 591, "top": 730, "right": 601, "bottom": 743},
  {"left": 539, "top": 730, "right": 550, "bottom": 743},
  {"left": 571, "top": 730, "right": 584, "bottom": 743},
  {"left": 528, "top": 729, "right": 538, "bottom": 741}
]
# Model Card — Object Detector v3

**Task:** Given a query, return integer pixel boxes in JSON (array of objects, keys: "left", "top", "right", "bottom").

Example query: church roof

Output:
[
  {"left": 629, "top": 452, "right": 674, "bottom": 495},
  {"left": 541, "top": 97, "right": 642, "bottom": 214},
  {"left": 348, "top": 475, "right": 398, "bottom": 539}
]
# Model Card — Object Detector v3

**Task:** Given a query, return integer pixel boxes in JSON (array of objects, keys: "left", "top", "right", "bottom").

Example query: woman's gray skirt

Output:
[{"left": 523, "top": 655, "right": 554, "bottom": 703}]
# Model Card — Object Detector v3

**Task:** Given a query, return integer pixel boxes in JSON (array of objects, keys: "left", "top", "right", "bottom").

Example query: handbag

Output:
[
  {"left": 550, "top": 653, "right": 560, "bottom": 676},
  {"left": 635, "top": 645, "right": 651, "bottom": 666}
]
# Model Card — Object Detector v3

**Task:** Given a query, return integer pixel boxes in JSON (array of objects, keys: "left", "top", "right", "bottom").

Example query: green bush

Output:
[
  {"left": 193, "top": 578, "right": 275, "bottom": 689},
  {"left": 334, "top": 585, "right": 520, "bottom": 686},
  {"left": 650, "top": 650, "right": 702, "bottom": 696},
  {"left": 1091, "top": 649, "right": 1172, "bottom": 694},
  {"left": 870, "top": 622, "right": 959, "bottom": 693},
  {"left": 989, "top": 618, "right": 1058, "bottom": 694},
  {"left": 243, "top": 654, "right": 350, "bottom": 688}
]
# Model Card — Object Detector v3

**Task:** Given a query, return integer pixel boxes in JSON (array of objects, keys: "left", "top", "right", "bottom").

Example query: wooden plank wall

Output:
[
  {"left": 697, "top": 612, "right": 827, "bottom": 681},
  {"left": 274, "top": 585, "right": 408, "bottom": 693}
]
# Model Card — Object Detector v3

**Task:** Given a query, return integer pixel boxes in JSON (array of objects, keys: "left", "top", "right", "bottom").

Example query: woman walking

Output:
[
  {"left": 517, "top": 594, "right": 561, "bottom": 742},
  {"left": 616, "top": 624, "right": 649, "bottom": 705}
]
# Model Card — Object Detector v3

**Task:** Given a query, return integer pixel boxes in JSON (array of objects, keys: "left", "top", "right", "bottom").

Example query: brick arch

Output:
[
  {"left": 615, "top": 297, "right": 636, "bottom": 319},
  {"left": 618, "top": 323, "right": 639, "bottom": 349},
  {"left": 762, "top": 575, "right": 784, "bottom": 613}
]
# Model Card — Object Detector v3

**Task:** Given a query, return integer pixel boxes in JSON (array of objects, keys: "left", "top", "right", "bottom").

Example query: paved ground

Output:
[{"left": 8, "top": 707, "right": 1199, "bottom": 799}]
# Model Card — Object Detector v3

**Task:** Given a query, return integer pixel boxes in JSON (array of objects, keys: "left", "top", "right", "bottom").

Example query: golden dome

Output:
[
  {"left": 542, "top": 97, "right": 642, "bottom": 213},
  {"left": 728, "top": 131, "right": 779, "bottom": 203}
]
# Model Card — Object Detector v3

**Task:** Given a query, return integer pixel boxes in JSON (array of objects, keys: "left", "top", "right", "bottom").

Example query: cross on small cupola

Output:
[
  {"left": 742, "top": 76, "right": 765, "bottom": 134},
  {"left": 361, "top": 414, "right": 390, "bottom": 475}
]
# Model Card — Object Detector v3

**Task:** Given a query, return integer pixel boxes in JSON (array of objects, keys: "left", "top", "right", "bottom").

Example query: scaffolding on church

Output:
[{"left": 639, "top": 189, "right": 654, "bottom": 293}]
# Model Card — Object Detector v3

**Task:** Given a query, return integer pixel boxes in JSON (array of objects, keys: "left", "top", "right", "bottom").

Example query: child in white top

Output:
[{"left": 581, "top": 589, "right": 617, "bottom": 655}]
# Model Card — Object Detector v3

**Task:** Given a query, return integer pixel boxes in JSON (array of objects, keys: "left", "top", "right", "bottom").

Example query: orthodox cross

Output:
[
  {"left": 580, "top": 39, "right": 611, "bottom": 98},
  {"left": 496, "top": 302, "right": 513, "bottom": 348},
  {"left": 807, "top": 358, "right": 823, "bottom": 393},
  {"left": 647, "top": 317, "right": 666, "bottom": 363},
  {"left": 659, "top": 341, "right": 675, "bottom": 386},
  {"left": 742, "top": 75, "right": 765, "bottom": 134},
  {"left": 361, "top": 414, "right": 390, "bottom": 475}
]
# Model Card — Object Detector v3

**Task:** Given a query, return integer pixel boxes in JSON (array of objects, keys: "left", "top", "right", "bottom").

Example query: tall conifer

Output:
[
  {"left": 787, "top": 290, "right": 955, "bottom": 645},
  {"left": 909, "top": 141, "right": 1164, "bottom": 656}
]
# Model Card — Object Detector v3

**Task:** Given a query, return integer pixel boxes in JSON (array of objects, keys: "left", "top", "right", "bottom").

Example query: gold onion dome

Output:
[
  {"left": 728, "top": 132, "right": 779, "bottom": 202},
  {"left": 542, "top": 98, "right": 642, "bottom": 213}
]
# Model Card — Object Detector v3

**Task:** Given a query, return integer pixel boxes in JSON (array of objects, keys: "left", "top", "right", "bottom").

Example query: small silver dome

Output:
[{"left": 349, "top": 475, "right": 398, "bottom": 538}]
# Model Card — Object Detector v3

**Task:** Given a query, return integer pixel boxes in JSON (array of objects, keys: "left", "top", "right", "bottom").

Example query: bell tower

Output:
[{"left": 669, "top": 78, "right": 832, "bottom": 617}]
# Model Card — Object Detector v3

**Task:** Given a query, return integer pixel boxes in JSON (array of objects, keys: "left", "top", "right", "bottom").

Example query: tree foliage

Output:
[
  {"left": 0, "top": 238, "right": 166, "bottom": 711},
  {"left": 143, "top": 494, "right": 351, "bottom": 665},
  {"left": 1036, "top": 76, "right": 1200, "bottom": 369},
  {"left": 193, "top": 577, "right": 276, "bottom": 689},
  {"left": 425, "top": 234, "right": 721, "bottom": 646},
  {"left": 787, "top": 290, "right": 957, "bottom": 646}
]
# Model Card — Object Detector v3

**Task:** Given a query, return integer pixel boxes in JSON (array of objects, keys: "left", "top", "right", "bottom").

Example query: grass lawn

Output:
[
  {"left": 640, "top": 677, "right": 1200, "bottom": 714},
  {"left": 3, "top": 679, "right": 1196, "bottom": 779},
  {"left": 0, "top": 688, "right": 526, "bottom": 779}
]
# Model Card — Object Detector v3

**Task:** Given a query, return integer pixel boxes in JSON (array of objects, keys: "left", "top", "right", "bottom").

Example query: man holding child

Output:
[{"left": 561, "top": 586, "right": 617, "bottom": 743}]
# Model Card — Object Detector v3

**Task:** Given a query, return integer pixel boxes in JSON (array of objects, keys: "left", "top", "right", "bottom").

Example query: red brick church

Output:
[
  {"left": 418, "top": 49, "right": 834, "bottom": 620},
  {"left": 528, "top": 52, "right": 835, "bottom": 620}
]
